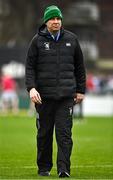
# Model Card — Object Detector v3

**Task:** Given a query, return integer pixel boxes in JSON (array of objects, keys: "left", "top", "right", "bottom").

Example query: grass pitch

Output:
[{"left": 0, "top": 112, "right": 113, "bottom": 179}]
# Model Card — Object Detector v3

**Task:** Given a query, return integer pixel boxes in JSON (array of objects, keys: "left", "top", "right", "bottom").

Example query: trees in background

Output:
[
  {"left": 0, "top": 0, "right": 42, "bottom": 45},
  {"left": 0, "top": 0, "right": 67, "bottom": 46}
]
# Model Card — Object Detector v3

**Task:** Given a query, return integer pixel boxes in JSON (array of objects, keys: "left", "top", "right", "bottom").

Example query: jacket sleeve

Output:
[
  {"left": 74, "top": 38, "right": 86, "bottom": 94},
  {"left": 25, "top": 35, "right": 38, "bottom": 92}
]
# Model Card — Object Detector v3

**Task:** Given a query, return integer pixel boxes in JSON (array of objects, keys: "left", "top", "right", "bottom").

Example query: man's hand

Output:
[
  {"left": 29, "top": 88, "right": 42, "bottom": 104},
  {"left": 74, "top": 93, "right": 85, "bottom": 104}
]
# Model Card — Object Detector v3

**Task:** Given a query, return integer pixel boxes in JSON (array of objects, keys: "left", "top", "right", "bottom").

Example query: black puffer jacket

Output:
[{"left": 25, "top": 24, "right": 86, "bottom": 99}]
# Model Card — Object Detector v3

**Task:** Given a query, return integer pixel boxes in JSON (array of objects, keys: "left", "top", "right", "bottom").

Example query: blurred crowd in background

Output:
[{"left": 86, "top": 73, "right": 113, "bottom": 95}]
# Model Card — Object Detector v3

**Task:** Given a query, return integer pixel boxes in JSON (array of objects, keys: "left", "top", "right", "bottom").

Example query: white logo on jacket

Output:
[
  {"left": 66, "top": 43, "right": 71, "bottom": 47},
  {"left": 44, "top": 42, "right": 50, "bottom": 50}
]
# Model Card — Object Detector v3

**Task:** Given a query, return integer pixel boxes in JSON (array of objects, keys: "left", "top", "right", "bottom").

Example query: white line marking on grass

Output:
[
  {"left": 1, "top": 164, "right": 113, "bottom": 169},
  {"left": 75, "top": 164, "right": 113, "bottom": 168}
]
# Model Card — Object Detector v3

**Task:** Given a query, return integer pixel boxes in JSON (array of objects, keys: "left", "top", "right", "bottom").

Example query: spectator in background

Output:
[
  {"left": 107, "top": 76, "right": 113, "bottom": 94},
  {"left": 0, "top": 71, "right": 19, "bottom": 114},
  {"left": 86, "top": 73, "right": 95, "bottom": 93}
]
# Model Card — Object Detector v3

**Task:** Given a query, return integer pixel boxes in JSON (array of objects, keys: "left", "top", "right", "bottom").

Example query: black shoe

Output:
[
  {"left": 59, "top": 171, "right": 70, "bottom": 178},
  {"left": 38, "top": 171, "right": 50, "bottom": 176}
]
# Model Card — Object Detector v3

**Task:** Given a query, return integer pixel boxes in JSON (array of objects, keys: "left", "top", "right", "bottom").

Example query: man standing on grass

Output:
[{"left": 25, "top": 5, "right": 86, "bottom": 178}]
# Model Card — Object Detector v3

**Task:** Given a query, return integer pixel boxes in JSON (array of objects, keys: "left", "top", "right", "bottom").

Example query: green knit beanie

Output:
[{"left": 43, "top": 5, "right": 63, "bottom": 23}]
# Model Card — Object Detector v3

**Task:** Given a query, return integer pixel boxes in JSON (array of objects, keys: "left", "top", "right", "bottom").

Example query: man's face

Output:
[{"left": 46, "top": 17, "right": 62, "bottom": 32}]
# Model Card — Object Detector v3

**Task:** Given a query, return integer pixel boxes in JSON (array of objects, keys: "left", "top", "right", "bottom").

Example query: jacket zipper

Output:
[{"left": 56, "top": 42, "right": 60, "bottom": 99}]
